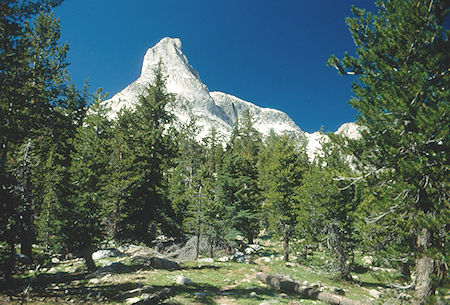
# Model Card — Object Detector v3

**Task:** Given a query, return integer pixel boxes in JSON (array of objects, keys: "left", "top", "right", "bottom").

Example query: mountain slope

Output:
[
  {"left": 105, "top": 38, "right": 303, "bottom": 138},
  {"left": 104, "top": 37, "right": 359, "bottom": 159}
]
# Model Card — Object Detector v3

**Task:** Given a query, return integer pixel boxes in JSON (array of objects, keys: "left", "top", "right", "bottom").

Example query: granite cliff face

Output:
[{"left": 104, "top": 37, "right": 359, "bottom": 159}]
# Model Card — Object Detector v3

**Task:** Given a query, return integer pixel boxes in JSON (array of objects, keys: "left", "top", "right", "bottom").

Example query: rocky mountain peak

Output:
[
  {"left": 104, "top": 37, "right": 359, "bottom": 160},
  {"left": 140, "top": 37, "right": 201, "bottom": 84}
]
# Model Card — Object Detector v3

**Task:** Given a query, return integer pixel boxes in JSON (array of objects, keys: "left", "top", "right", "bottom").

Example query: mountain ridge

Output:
[{"left": 104, "top": 37, "right": 359, "bottom": 159}]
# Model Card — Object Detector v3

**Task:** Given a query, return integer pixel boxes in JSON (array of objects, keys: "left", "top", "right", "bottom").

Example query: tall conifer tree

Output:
[
  {"left": 259, "top": 133, "right": 308, "bottom": 261},
  {"left": 328, "top": 1, "right": 448, "bottom": 302},
  {"left": 219, "top": 111, "right": 262, "bottom": 244},
  {"left": 0, "top": 0, "right": 67, "bottom": 280},
  {"left": 116, "top": 62, "right": 177, "bottom": 243},
  {"left": 59, "top": 90, "right": 111, "bottom": 271}
]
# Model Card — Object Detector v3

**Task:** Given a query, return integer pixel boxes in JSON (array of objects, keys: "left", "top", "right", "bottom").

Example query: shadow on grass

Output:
[
  {"left": 182, "top": 265, "right": 222, "bottom": 271},
  {"left": 352, "top": 263, "right": 370, "bottom": 274},
  {"left": 356, "top": 276, "right": 397, "bottom": 290},
  {"left": 1, "top": 267, "right": 283, "bottom": 305},
  {"left": 0, "top": 270, "right": 88, "bottom": 292}
]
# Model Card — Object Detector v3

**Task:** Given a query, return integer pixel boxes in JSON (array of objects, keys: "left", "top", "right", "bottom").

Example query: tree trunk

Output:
[
  {"left": 81, "top": 248, "right": 97, "bottom": 272},
  {"left": 412, "top": 228, "right": 435, "bottom": 305},
  {"left": 19, "top": 139, "right": 34, "bottom": 260},
  {"left": 20, "top": 196, "right": 33, "bottom": 259},
  {"left": 336, "top": 242, "right": 351, "bottom": 280},
  {"left": 256, "top": 273, "right": 368, "bottom": 305},
  {"left": 4, "top": 240, "right": 16, "bottom": 284},
  {"left": 195, "top": 232, "right": 200, "bottom": 260},
  {"left": 248, "top": 235, "right": 254, "bottom": 245},
  {"left": 283, "top": 230, "right": 289, "bottom": 262}
]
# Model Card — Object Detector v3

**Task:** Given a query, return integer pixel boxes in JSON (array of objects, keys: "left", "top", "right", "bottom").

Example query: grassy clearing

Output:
[{"left": 0, "top": 241, "right": 417, "bottom": 305}]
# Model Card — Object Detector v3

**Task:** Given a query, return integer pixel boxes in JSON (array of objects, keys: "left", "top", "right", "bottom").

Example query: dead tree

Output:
[{"left": 256, "top": 273, "right": 368, "bottom": 305}]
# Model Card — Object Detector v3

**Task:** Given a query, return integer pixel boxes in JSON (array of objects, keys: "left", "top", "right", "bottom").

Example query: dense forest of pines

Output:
[{"left": 0, "top": 1, "right": 448, "bottom": 304}]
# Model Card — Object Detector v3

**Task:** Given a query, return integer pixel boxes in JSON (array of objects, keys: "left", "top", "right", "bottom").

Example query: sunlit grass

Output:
[{"left": 1, "top": 240, "right": 416, "bottom": 305}]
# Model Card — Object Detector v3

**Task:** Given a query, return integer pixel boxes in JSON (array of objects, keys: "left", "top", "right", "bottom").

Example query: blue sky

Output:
[{"left": 53, "top": 0, "right": 378, "bottom": 133}]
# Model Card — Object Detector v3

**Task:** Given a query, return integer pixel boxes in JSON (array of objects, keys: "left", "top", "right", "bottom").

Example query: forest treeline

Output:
[{"left": 0, "top": 1, "right": 448, "bottom": 304}]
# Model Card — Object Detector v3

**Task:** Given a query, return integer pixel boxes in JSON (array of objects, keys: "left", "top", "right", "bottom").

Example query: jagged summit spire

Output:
[
  {"left": 137, "top": 37, "right": 209, "bottom": 108},
  {"left": 140, "top": 37, "right": 200, "bottom": 82},
  {"left": 105, "top": 37, "right": 310, "bottom": 149}
]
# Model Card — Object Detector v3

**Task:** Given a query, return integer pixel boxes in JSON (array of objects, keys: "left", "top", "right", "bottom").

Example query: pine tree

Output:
[
  {"left": 200, "top": 129, "right": 231, "bottom": 254},
  {"left": 218, "top": 111, "right": 263, "bottom": 244},
  {"left": 328, "top": 1, "right": 448, "bottom": 302},
  {"left": 59, "top": 90, "right": 111, "bottom": 271},
  {"left": 168, "top": 116, "right": 203, "bottom": 230},
  {"left": 33, "top": 83, "right": 89, "bottom": 253},
  {"left": 259, "top": 133, "right": 308, "bottom": 261},
  {"left": 297, "top": 141, "right": 359, "bottom": 279},
  {"left": 116, "top": 62, "right": 177, "bottom": 244},
  {"left": 103, "top": 108, "right": 137, "bottom": 240},
  {"left": 0, "top": 0, "right": 67, "bottom": 280}
]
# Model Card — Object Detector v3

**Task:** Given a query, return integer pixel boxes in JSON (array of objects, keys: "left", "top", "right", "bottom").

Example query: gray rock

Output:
[
  {"left": 124, "top": 245, "right": 159, "bottom": 257},
  {"left": 101, "top": 273, "right": 112, "bottom": 281},
  {"left": 250, "top": 291, "right": 257, "bottom": 297},
  {"left": 245, "top": 247, "right": 257, "bottom": 255},
  {"left": 259, "top": 300, "right": 280, "bottom": 305},
  {"left": 51, "top": 257, "right": 60, "bottom": 264},
  {"left": 235, "top": 235, "right": 245, "bottom": 241},
  {"left": 261, "top": 257, "right": 271, "bottom": 263},
  {"left": 88, "top": 278, "right": 101, "bottom": 284},
  {"left": 197, "top": 257, "right": 214, "bottom": 263},
  {"left": 369, "top": 289, "right": 381, "bottom": 299},
  {"left": 150, "top": 256, "right": 180, "bottom": 270},
  {"left": 244, "top": 244, "right": 264, "bottom": 255},
  {"left": 175, "top": 275, "right": 193, "bottom": 285},
  {"left": 218, "top": 256, "right": 230, "bottom": 262},
  {"left": 362, "top": 255, "right": 373, "bottom": 266},
  {"left": 125, "top": 297, "right": 140, "bottom": 305},
  {"left": 232, "top": 250, "right": 252, "bottom": 263},
  {"left": 330, "top": 287, "right": 346, "bottom": 295},
  {"left": 105, "top": 262, "right": 127, "bottom": 272},
  {"left": 129, "top": 256, "right": 153, "bottom": 267},
  {"left": 92, "top": 249, "right": 122, "bottom": 260},
  {"left": 140, "top": 293, "right": 151, "bottom": 300}
]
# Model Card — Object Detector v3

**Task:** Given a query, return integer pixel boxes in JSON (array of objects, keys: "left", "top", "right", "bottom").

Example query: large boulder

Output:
[
  {"left": 106, "top": 262, "right": 128, "bottom": 272},
  {"left": 121, "top": 245, "right": 159, "bottom": 257},
  {"left": 150, "top": 257, "right": 180, "bottom": 270},
  {"left": 92, "top": 249, "right": 122, "bottom": 260}
]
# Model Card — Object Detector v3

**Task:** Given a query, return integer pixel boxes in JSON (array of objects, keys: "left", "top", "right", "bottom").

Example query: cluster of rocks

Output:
[
  {"left": 89, "top": 245, "right": 181, "bottom": 273},
  {"left": 216, "top": 243, "right": 265, "bottom": 263}
]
